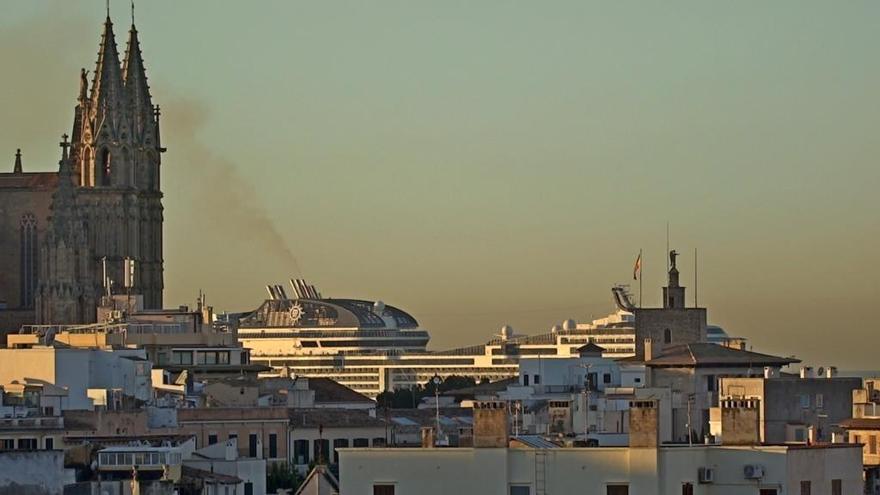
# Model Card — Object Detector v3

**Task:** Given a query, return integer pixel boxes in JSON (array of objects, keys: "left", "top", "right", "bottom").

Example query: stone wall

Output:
[
  {"left": 0, "top": 450, "right": 75, "bottom": 495},
  {"left": 633, "top": 308, "right": 706, "bottom": 359}
]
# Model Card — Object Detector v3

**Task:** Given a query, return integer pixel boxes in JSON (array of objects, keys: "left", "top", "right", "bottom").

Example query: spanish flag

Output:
[{"left": 633, "top": 252, "right": 642, "bottom": 280}]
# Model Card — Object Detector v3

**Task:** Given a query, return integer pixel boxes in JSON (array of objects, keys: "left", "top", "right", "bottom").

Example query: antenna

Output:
[
  {"left": 131, "top": 0, "right": 135, "bottom": 25},
  {"left": 694, "top": 247, "right": 699, "bottom": 308},
  {"left": 106, "top": 0, "right": 110, "bottom": 17}
]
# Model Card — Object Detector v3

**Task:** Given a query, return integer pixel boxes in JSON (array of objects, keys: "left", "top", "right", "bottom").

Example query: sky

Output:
[{"left": 2, "top": 1, "right": 878, "bottom": 368}]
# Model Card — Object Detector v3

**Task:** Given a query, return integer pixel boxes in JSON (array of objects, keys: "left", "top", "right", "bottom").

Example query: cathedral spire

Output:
[
  {"left": 90, "top": 16, "right": 125, "bottom": 132},
  {"left": 13, "top": 149, "right": 22, "bottom": 174},
  {"left": 123, "top": 22, "right": 154, "bottom": 139},
  {"left": 49, "top": 135, "right": 78, "bottom": 236}
]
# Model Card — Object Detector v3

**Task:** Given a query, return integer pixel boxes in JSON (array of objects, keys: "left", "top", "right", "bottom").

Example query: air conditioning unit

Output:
[
  {"left": 744, "top": 464, "right": 764, "bottom": 479},
  {"left": 698, "top": 467, "right": 715, "bottom": 484}
]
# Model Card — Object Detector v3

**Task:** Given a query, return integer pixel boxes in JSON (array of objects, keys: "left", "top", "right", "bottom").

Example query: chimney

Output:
[
  {"left": 763, "top": 367, "right": 779, "bottom": 379},
  {"left": 421, "top": 427, "right": 436, "bottom": 448},
  {"left": 473, "top": 401, "right": 509, "bottom": 448},
  {"left": 826, "top": 366, "right": 838, "bottom": 379},
  {"left": 800, "top": 367, "right": 814, "bottom": 379},
  {"left": 644, "top": 338, "right": 654, "bottom": 362},
  {"left": 720, "top": 399, "right": 760, "bottom": 446},
  {"left": 628, "top": 400, "right": 659, "bottom": 448}
]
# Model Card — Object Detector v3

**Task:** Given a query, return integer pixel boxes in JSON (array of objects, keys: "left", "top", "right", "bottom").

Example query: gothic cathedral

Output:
[{"left": 0, "top": 15, "right": 164, "bottom": 328}]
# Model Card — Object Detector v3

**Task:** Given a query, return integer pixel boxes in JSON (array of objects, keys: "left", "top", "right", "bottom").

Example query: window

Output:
[
  {"left": 19, "top": 213, "right": 37, "bottom": 308},
  {"left": 172, "top": 351, "right": 193, "bottom": 365},
  {"left": 523, "top": 375, "right": 530, "bottom": 386},
  {"left": 800, "top": 394, "right": 810, "bottom": 408},
  {"left": 832, "top": 479, "right": 842, "bottom": 495},
  {"left": 510, "top": 486, "right": 530, "bottom": 495},
  {"left": 706, "top": 375, "right": 716, "bottom": 392},
  {"left": 372, "top": 437, "right": 386, "bottom": 447},
  {"left": 663, "top": 328, "right": 672, "bottom": 344},
  {"left": 17, "top": 438, "right": 38, "bottom": 450},
  {"left": 607, "top": 485, "right": 629, "bottom": 495},
  {"left": 244, "top": 483, "right": 254, "bottom": 495},
  {"left": 333, "top": 438, "right": 349, "bottom": 464},
  {"left": 794, "top": 428, "right": 806, "bottom": 442},
  {"left": 681, "top": 483, "right": 694, "bottom": 495},
  {"left": 800, "top": 480, "right": 811, "bottom": 495},
  {"left": 870, "top": 435, "right": 877, "bottom": 455},
  {"left": 374, "top": 485, "right": 395, "bottom": 495},
  {"left": 228, "top": 432, "right": 238, "bottom": 443},
  {"left": 269, "top": 433, "right": 278, "bottom": 458},
  {"left": 293, "top": 439, "right": 309, "bottom": 465},
  {"left": 634, "top": 378, "right": 642, "bottom": 383},
  {"left": 353, "top": 438, "right": 369, "bottom": 447},
  {"left": 533, "top": 375, "right": 541, "bottom": 385},
  {"left": 100, "top": 148, "right": 111, "bottom": 185},
  {"left": 208, "top": 434, "right": 218, "bottom": 445},
  {"left": 249, "top": 433, "right": 258, "bottom": 457},
  {"left": 0, "top": 439, "right": 14, "bottom": 450},
  {"left": 760, "top": 490, "right": 778, "bottom": 495},
  {"left": 816, "top": 394, "right": 824, "bottom": 409},
  {"left": 603, "top": 373, "right": 612, "bottom": 384},
  {"left": 45, "top": 438, "right": 54, "bottom": 450}
]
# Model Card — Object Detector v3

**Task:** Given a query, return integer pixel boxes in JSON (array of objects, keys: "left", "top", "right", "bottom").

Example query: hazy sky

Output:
[{"left": 3, "top": 1, "right": 878, "bottom": 367}]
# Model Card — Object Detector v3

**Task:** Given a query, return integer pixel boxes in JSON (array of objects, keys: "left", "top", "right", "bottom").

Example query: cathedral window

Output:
[
  {"left": 19, "top": 214, "right": 37, "bottom": 308},
  {"left": 100, "top": 148, "right": 111, "bottom": 185},
  {"left": 81, "top": 147, "right": 92, "bottom": 186}
]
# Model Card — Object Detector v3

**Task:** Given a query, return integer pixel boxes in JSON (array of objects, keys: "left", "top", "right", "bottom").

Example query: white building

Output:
[
  {"left": 339, "top": 401, "right": 863, "bottom": 495},
  {"left": 339, "top": 443, "right": 862, "bottom": 495},
  {"left": 183, "top": 438, "right": 266, "bottom": 495},
  {"left": 0, "top": 346, "right": 151, "bottom": 410}
]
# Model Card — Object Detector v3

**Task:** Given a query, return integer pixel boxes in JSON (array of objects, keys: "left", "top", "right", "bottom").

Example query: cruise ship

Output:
[{"left": 234, "top": 280, "right": 650, "bottom": 398}]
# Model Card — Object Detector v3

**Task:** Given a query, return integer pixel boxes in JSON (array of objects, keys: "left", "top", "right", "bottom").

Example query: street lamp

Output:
[{"left": 432, "top": 375, "right": 442, "bottom": 446}]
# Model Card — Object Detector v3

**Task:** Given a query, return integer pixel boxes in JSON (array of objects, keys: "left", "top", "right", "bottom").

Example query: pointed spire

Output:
[
  {"left": 13, "top": 149, "right": 22, "bottom": 174},
  {"left": 90, "top": 16, "right": 125, "bottom": 119},
  {"left": 50, "top": 135, "right": 79, "bottom": 236},
  {"left": 123, "top": 20, "right": 153, "bottom": 136}
]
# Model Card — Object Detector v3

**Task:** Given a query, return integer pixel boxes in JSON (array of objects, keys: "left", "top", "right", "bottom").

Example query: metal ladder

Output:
[{"left": 535, "top": 450, "right": 548, "bottom": 495}]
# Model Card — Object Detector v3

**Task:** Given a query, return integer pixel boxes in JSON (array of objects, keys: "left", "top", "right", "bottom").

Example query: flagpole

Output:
[
  {"left": 694, "top": 247, "right": 698, "bottom": 308},
  {"left": 639, "top": 248, "right": 643, "bottom": 308}
]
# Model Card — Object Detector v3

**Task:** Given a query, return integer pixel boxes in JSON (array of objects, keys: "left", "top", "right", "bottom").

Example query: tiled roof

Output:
[
  {"left": 181, "top": 465, "right": 242, "bottom": 484},
  {"left": 177, "top": 407, "right": 290, "bottom": 422},
  {"left": 307, "top": 377, "right": 374, "bottom": 404},
  {"left": 288, "top": 408, "right": 386, "bottom": 429},
  {"left": 645, "top": 343, "right": 799, "bottom": 367},
  {"left": 839, "top": 417, "right": 880, "bottom": 430}
]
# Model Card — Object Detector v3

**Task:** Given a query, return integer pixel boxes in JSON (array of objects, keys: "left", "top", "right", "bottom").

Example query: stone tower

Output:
[
  {"left": 70, "top": 16, "right": 164, "bottom": 313},
  {"left": 35, "top": 136, "right": 96, "bottom": 323},
  {"left": 36, "top": 16, "right": 165, "bottom": 323},
  {"left": 632, "top": 250, "right": 707, "bottom": 360}
]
